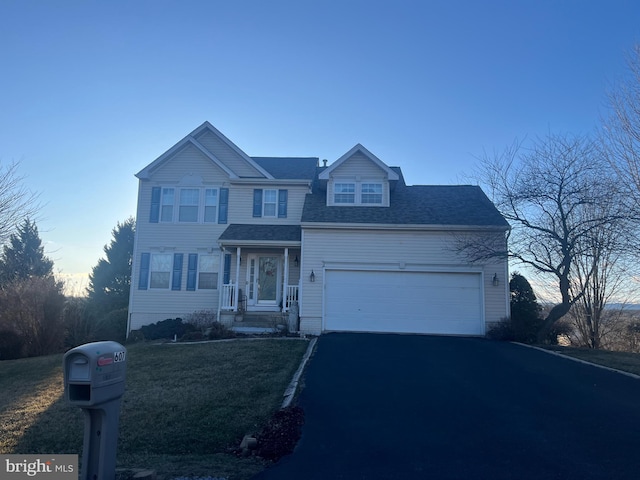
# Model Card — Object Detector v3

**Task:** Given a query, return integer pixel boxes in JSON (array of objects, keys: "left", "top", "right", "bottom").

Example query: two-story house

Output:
[{"left": 127, "top": 121, "right": 510, "bottom": 336}]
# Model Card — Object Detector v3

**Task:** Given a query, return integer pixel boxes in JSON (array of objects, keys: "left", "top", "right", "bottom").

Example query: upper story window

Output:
[
  {"left": 150, "top": 186, "right": 228, "bottom": 224},
  {"left": 179, "top": 189, "right": 200, "bottom": 222},
  {"left": 334, "top": 183, "right": 355, "bottom": 204},
  {"left": 204, "top": 189, "right": 218, "bottom": 222},
  {"left": 161, "top": 188, "right": 175, "bottom": 222},
  {"left": 361, "top": 183, "right": 383, "bottom": 204},
  {"left": 331, "top": 180, "right": 385, "bottom": 206},
  {"left": 263, "top": 189, "right": 277, "bottom": 217},
  {"left": 253, "top": 189, "right": 288, "bottom": 218}
]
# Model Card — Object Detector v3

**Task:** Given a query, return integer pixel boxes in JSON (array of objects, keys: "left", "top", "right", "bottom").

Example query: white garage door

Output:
[{"left": 324, "top": 270, "right": 484, "bottom": 335}]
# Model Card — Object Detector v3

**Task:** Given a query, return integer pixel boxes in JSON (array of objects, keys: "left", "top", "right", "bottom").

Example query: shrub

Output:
[
  {"left": 0, "top": 276, "right": 66, "bottom": 357},
  {"left": 95, "top": 308, "right": 128, "bottom": 343},
  {"left": 184, "top": 309, "right": 217, "bottom": 331},
  {"left": 63, "top": 297, "right": 97, "bottom": 348},
  {"left": 488, "top": 316, "right": 570, "bottom": 345},
  {"left": 136, "top": 318, "right": 197, "bottom": 341},
  {"left": 207, "top": 321, "right": 235, "bottom": 340}
]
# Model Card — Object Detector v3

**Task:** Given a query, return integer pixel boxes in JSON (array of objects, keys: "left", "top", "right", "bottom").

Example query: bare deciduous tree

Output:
[
  {"left": 0, "top": 161, "right": 39, "bottom": 245},
  {"left": 568, "top": 199, "right": 632, "bottom": 349},
  {"left": 466, "top": 133, "right": 627, "bottom": 342}
]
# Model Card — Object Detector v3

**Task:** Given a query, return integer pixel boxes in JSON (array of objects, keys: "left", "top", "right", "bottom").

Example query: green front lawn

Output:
[{"left": 0, "top": 338, "right": 310, "bottom": 479}]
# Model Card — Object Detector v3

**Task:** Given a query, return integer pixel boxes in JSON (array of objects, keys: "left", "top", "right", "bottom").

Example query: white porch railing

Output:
[
  {"left": 284, "top": 284, "right": 299, "bottom": 312},
  {"left": 222, "top": 283, "right": 299, "bottom": 312},
  {"left": 221, "top": 283, "right": 236, "bottom": 311}
]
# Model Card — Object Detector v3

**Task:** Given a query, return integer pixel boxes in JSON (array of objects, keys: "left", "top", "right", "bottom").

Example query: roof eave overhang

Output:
[
  {"left": 300, "top": 222, "right": 510, "bottom": 232},
  {"left": 218, "top": 240, "right": 302, "bottom": 247},
  {"left": 230, "top": 178, "right": 312, "bottom": 186}
]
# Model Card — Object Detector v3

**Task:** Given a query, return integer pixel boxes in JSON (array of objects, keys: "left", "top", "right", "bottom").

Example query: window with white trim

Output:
[
  {"left": 150, "top": 253, "right": 172, "bottom": 289},
  {"left": 179, "top": 188, "right": 199, "bottom": 222},
  {"left": 334, "top": 183, "right": 356, "bottom": 204},
  {"left": 161, "top": 188, "right": 175, "bottom": 222},
  {"left": 198, "top": 255, "right": 219, "bottom": 289},
  {"left": 156, "top": 187, "right": 221, "bottom": 223},
  {"left": 204, "top": 188, "right": 218, "bottom": 223},
  {"left": 361, "top": 183, "right": 383, "bottom": 204},
  {"left": 263, "top": 189, "right": 277, "bottom": 217}
]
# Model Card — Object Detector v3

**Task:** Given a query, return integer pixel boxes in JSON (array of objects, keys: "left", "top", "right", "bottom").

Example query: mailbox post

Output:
[{"left": 63, "top": 341, "right": 127, "bottom": 480}]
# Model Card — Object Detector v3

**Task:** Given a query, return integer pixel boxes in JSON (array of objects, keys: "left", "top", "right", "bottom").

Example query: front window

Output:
[
  {"left": 150, "top": 253, "right": 172, "bottom": 289},
  {"left": 334, "top": 183, "right": 355, "bottom": 204},
  {"left": 361, "top": 183, "right": 383, "bottom": 204},
  {"left": 198, "top": 255, "right": 219, "bottom": 289},
  {"left": 179, "top": 189, "right": 199, "bottom": 222},
  {"left": 263, "top": 189, "right": 277, "bottom": 217},
  {"left": 161, "top": 188, "right": 175, "bottom": 222}
]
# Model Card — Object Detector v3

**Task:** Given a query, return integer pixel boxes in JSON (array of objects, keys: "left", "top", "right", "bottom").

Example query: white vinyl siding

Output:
[
  {"left": 228, "top": 184, "right": 308, "bottom": 225},
  {"left": 298, "top": 228, "right": 508, "bottom": 335},
  {"left": 149, "top": 143, "right": 232, "bottom": 182},
  {"left": 193, "top": 129, "right": 266, "bottom": 178}
]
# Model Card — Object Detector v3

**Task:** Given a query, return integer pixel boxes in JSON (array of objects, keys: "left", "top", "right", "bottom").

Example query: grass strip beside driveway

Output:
[
  {"left": 539, "top": 345, "right": 640, "bottom": 376},
  {"left": 0, "top": 338, "right": 310, "bottom": 479}
]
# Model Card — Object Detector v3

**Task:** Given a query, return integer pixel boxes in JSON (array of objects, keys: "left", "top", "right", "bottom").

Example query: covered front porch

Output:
[{"left": 217, "top": 225, "right": 302, "bottom": 330}]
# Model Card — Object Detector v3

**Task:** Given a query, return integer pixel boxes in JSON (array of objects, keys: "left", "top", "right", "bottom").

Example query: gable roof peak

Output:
[
  {"left": 319, "top": 143, "right": 399, "bottom": 181},
  {"left": 190, "top": 121, "right": 274, "bottom": 179}
]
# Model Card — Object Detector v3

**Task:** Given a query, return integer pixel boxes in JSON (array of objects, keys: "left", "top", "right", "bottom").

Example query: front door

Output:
[{"left": 246, "top": 255, "right": 281, "bottom": 310}]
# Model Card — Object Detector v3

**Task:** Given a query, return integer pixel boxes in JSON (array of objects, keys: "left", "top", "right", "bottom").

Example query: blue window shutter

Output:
[
  {"left": 278, "top": 189, "right": 288, "bottom": 218},
  {"left": 223, "top": 254, "right": 231, "bottom": 284},
  {"left": 253, "top": 189, "right": 262, "bottom": 217},
  {"left": 150, "top": 187, "right": 161, "bottom": 223},
  {"left": 218, "top": 188, "right": 229, "bottom": 224},
  {"left": 187, "top": 254, "right": 198, "bottom": 291},
  {"left": 138, "top": 253, "right": 150, "bottom": 290},
  {"left": 172, "top": 253, "right": 183, "bottom": 291}
]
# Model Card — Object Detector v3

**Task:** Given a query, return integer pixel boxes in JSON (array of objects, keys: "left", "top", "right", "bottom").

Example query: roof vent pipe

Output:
[{"left": 322, "top": 159, "right": 328, "bottom": 167}]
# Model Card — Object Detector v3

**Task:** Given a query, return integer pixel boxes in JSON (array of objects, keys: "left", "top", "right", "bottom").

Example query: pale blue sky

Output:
[{"left": 1, "top": 0, "right": 639, "bottom": 292}]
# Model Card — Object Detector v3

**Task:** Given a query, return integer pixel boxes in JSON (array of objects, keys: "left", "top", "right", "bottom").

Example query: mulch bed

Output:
[{"left": 255, "top": 406, "right": 305, "bottom": 461}]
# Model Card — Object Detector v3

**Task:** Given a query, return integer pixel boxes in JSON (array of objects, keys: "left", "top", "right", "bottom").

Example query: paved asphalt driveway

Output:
[{"left": 254, "top": 333, "right": 640, "bottom": 480}]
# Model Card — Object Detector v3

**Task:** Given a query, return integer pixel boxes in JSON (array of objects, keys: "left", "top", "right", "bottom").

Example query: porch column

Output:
[
  {"left": 234, "top": 247, "right": 241, "bottom": 312},
  {"left": 283, "top": 247, "right": 289, "bottom": 311}
]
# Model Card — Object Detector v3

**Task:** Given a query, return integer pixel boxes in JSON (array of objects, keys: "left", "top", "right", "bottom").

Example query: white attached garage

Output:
[{"left": 324, "top": 269, "right": 484, "bottom": 335}]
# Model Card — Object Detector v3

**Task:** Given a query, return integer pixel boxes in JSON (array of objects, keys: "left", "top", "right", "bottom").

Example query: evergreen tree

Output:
[
  {"left": 0, "top": 218, "right": 54, "bottom": 285},
  {"left": 509, "top": 272, "right": 542, "bottom": 342},
  {"left": 87, "top": 217, "right": 135, "bottom": 312}
]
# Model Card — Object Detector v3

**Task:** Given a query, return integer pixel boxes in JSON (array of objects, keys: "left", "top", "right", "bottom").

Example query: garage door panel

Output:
[{"left": 324, "top": 270, "right": 483, "bottom": 335}]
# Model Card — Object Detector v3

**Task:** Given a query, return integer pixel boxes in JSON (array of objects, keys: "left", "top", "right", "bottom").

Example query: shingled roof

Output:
[
  {"left": 252, "top": 157, "right": 318, "bottom": 180},
  {"left": 219, "top": 224, "right": 302, "bottom": 243},
  {"left": 302, "top": 181, "right": 509, "bottom": 228}
]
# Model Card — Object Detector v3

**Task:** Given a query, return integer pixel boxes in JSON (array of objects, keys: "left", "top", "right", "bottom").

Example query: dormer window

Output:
[
  {"left": 334, "top": 183, "right": 356, "bottom": 204},
  {"left": 331, "top": 180, "right": 385, "bottom": 206},
  {"left": 361, "top": 183, "right": 383, "bottom": 204}
]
